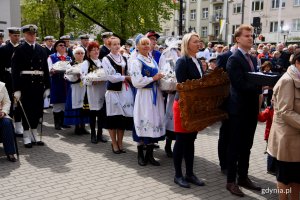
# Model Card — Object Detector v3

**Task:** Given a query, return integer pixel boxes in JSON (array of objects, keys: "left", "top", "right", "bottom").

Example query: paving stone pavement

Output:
[{"left": 0, "top": 109, "right": 278, "bottom": 200}]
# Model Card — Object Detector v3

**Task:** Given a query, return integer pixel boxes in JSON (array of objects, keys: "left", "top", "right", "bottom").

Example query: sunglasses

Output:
[
  {"left": 58, "top": 44, "right": 66, "bottom": 47},
  {"left": 75, "top": 52, "right": 84, "bottom": 55}
]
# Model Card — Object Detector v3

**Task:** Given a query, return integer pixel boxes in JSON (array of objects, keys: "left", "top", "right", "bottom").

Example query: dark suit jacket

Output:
[
  {"left": 226, "top": 49, "right": 261, "bottom": 115},
  {"left": 175, "top": 55, "right": 203, "bottom": 100},
  {"left": 216, "top": 50, "right": 232, "bottom": 72},
  {"left": 99, "top": 45, "right": 110, "bottom": 60}
]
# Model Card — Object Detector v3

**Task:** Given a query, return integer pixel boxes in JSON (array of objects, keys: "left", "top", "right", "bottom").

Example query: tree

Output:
[{"left": 21, "top": 0, "right": 176, "bottom": 40}]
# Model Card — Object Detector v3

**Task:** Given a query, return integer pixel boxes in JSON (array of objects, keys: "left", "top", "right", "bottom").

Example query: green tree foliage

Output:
[{"left": 21, "top": 0, "right": 176, "bottom": 40}]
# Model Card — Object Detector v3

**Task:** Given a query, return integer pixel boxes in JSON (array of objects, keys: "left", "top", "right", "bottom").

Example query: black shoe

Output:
[
  {"left": 61, "top": 124, "right": 71, "bottom": 128},
  {"left": 7, "top": 155, "right": 17, "bottom": 162},
  {"left": 80, "top": 128, "right": 90, "bottom": 135},
  {"left": 137, "top": 145, "right": 147, "bottom": 166},
  {"left": 238, "top": 177, "right": 261, "bottom": 191},
  {"left": 97, "top": 134, "right": 107, "bottom": 143},
  {"left": 24, "top": 143, "right": 33, "bottom": 148},
  {"left": 226, "top": 182, "right": 245, "bottom": 197},
  {"left": 153, "top": 143, "right": 160, "bottom": 149},
  {"left": 174, "top": 177, "right": 190, "bottom": 188},
  {"left": 145, "top": 145, "right": 160, "bottom": 166},
  {"left": 165, "top": 146, "right": 173, "bottom": 158},
  {"left": 111, "top": 144, "right": 121, "bottom": 154},
  {"left": 91, "top": 132, "right": 97, "bottom": 144},
  {"left": 36, "top": 141, "right": 45, "bottom": 146},
  {"left": 74, "top": 127, "right": 82, "bottom": 135},
  {"left": 185, "top": 174, "right": 205, "bottom": 186},
  {"left": 118, "top": 145, "right": 126, "bottom": 153},
  {"left": 55, "top": 124, "right": 62, "bottom": 130}
]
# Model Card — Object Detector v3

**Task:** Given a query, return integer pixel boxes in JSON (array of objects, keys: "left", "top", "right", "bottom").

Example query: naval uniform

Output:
[{"left": 11, "top": 42, "right": 50, "bottom": 133}]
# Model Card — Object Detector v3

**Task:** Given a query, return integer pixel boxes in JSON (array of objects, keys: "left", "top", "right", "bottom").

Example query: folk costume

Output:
[
  {"left": 81, "top": 58, "right": 107, "bottom": 143},
  {"left": 102, "top": 53, "right": 134, "bottom": 130},
  {"left": 131, "top": 53, "right": 165, "bottom": 166},
  {"left": 159, "top": 45, "right": 181, "bottom": 158},
  {"left": 47, "top": 52, "right": 71, "bottom": 130},
  {"left": 63, "top": 61, "right": 89, "bottom": 134}
]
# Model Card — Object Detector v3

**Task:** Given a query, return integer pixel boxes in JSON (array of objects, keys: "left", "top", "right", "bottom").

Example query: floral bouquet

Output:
[
  {"left": 52, "top": 61, "right": 72, "bottom": 72},
  {"left": 159, "top": 58, "right": 177, "bottom": 91},
  {"left": 65, "top": 63, "right": 82, "bottom": 75},
  {"left": 84, "top": 68, "right": 107, "bottom": 85}
]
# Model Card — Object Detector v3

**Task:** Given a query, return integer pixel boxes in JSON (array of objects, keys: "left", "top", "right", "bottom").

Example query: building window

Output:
[
  {"left": 202, "top": 8, "right": 208, "bottom": 19},
  {"left": 214, "top": 5, "right": 223, "bottom": 19},
  {"left": 201, "top": 26, "right": 208, "bottom": 37},
  {"left": 214, "top": 25, "right": 219, "bottom": 37},
  {"left": 0, "top": 21, "right": 7, "bottom": 24},
  {"left": 292, "top": 19, "right": 300, "bottom": 31},
  {"left": 233, "top": 3, "right": 242, "bottom": 14},
  {"left": 270, "top": 21, "right": 284, "bottom": 32},
  {"left": 252, "top": 0, "right": 264, "bottom": 11},
  {"left": 295, "top": 0, "right": 300, "bottom": 6},
  {"left": 232, "top": 25, "right": 240, "bottom": 34},
  {"left": 271, "top": 0, "right": 286, "bottom": 9},
  {"left": 190, "top": 9, "right": 196, "bottom": 20}
]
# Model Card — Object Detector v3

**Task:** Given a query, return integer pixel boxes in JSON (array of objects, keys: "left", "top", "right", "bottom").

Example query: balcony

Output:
[
  {"left": 210, "top": 0, "right": 224, "bottom": 4},
  {"left": 209, "top": 14, "right": 223, "bottom": 23}
]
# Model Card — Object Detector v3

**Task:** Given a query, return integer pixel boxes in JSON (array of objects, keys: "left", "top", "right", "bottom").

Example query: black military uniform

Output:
[
  {"left": 43, "top": 35, "right": 55, "bottom": 57},
  {"left": 11, "top": 24, "right": 50, "bottom": 148},
  {"left": 79, "top": 34, "right": 89, "bottom": 60},
  {"left": 0, "top": 27, "right": 25, "bottom": 136},
  {"left": 99, "top": 32, "right": 113, "bottom": 60},
  {"left": 0, "top": 32, "right": 4, "bottom": 47}
]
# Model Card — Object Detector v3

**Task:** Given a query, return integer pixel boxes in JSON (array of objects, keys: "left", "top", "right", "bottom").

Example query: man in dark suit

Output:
[
  {"left": 0, "top": 27, "right": 24, "bottom": 136},
  {"left": 11, "top": 24, "right": 50, "bottom": 148},
  {"left": 79, "top": 34, "right": 90, "bottom": 60},
  {"left": 99, "top": 32, "right": 113, "bottom": 60},
  {"left": 226, "top": 25, "right": 261, "bottom": 197},
  {"left": 43, "top": 35, "right": 55, "bottom": 57},
  {"left": 0, "top": 32, "right": 4, "bottom": 47},
  {"left": 216, "top": 44, "right": 237, "bottom": 175}
]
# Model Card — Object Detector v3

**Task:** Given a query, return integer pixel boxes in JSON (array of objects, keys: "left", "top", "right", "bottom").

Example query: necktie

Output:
[
  {"left": 59, "top": 56, "right": 66, "bottom": 61},
  {"left": 245, "top": 53, "right": 255, "bottom": 72},
  {"left": 31, "top": 45, "right": 34, "bottom": 51}
]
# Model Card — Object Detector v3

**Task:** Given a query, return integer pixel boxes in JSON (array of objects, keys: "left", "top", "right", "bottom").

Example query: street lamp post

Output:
[
  {"left": 241, "top": 0, "right": 245, "bottom": 24},
  {"left": 179, "top": 0, "right": 183, "bottom": 36}
]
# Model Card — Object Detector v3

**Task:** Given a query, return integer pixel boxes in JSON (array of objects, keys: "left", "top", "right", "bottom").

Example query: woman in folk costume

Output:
[
  {"left": 131, "top": 36, "right": 165, "bottom": 166},
  {"left": 48, "top": 40, "right": 71, "bottom": 130},
  {"left": 102, "top": 37, "right": 134, "bottom": 154},
  {"left": 81, "top": 41, "right": 108, "bottom": 144},
  {"left": 63, "top": 47, "right": 89, "bottom": 135},
  {"left": 158, "top": 38, "right": 182, "bottom": 158}
]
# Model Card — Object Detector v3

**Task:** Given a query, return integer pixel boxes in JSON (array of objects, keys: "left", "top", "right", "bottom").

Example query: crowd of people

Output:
[{"left": 0, "top": 23, "right": 299, "bottom": 199}]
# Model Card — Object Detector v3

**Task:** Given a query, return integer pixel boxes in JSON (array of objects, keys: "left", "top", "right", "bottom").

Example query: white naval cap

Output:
[
  {"left": 60, "top": 35, "right": 71, "bottom": 40},
  {"left": 79, "top": 34, "right": 89, "bottom": 39},
  {"left": 21, "top": 24, "right": 38, "bottom": 33},
  {"left": 7, "top": 27, "right": 21, "bottom": 34},
  {"left": 44, "top": 35, "right": 54, "bottom": 40},
  {"left": 101, "top": 32, "right": 113, "bottom": 38}
]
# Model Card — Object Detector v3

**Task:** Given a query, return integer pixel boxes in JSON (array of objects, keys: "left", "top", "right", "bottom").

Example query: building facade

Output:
[
  {"left": 0, "top": 0, "right": 21, "bottom": 39},
  {"left": 161, "top": 0, "right": 300, "bottom": 44}
]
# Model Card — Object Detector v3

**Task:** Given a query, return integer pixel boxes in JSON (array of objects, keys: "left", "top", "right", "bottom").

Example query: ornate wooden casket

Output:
[{"left": 176, "top": 68, "right": 230, "bottom": 132}]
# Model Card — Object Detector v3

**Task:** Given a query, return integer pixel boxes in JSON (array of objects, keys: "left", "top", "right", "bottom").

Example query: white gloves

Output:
[
  {"left": 14, "top": 91, "right": 21, "bottom": 101},
  {"left": 43, "top": 89, "right": 50, "bottom": 99}
]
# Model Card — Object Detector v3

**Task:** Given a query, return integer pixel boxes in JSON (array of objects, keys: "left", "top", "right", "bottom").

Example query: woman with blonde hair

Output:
[{"left": 173, "top": 32, "right": 205, "bottom": 188}]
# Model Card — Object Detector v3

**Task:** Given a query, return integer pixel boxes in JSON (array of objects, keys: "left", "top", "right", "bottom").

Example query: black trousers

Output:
[
  {"left": 173, "top": 132, "right": 197, "bottom": 178},
  {"left": 218, "top": 119, "right": 230, "bottom": 170},
  {"left": 227, "top": 114, "right": 258, "bottom": 183}
]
